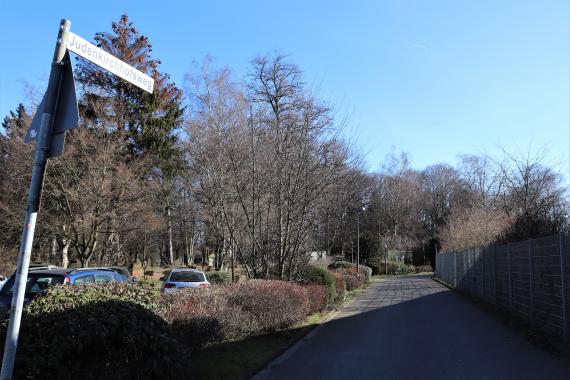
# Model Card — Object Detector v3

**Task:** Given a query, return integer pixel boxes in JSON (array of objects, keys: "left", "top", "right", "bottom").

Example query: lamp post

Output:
[
  {"left": 384, "top": 242, "right": 388, "bottom": 276},
  {"left": 357, "top": 212, "right": 360, "bottom": 272},
  {"left": 356, "top": 206, "right": 366, "bottom": 272},
  {"left": 385, "top": 229, "right": 390, "bottom": 276}
]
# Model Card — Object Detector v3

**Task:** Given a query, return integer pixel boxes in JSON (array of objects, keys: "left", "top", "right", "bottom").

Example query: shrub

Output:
[
  {"left": 162, "top": 280, "right": 317, "bottom": 347},
  {"left": 227, "top": 280, "right": 308, "bottom": 332},
  {"left": 392, "top": 262, "right": 414, "bottom": 275},
  {"left": 206, "top": 271, "right": 231, "bottom": 285},
  {"left": 161, "top": 288, "right": 253, "bottom": 349},
  {"left": 343, "top": 274, "right": 363, "bottom": 291},
  {"left": 327, "top": 260, "right": 354, "bottom": 270},
  {"left": 332, "top": 272, "right": 347, "bottom": 303},
  {"left": 2, "top": 284, "right": 184, "bottom": 379},
  {"left": 359, "top": 265, "right": 373, "bottom": 281},
  {"left": 366, "top": 259, "right": 416, "bottom": 275},
  {"left": 328, "top": 261, "right": 371, "bottom": 281},
  {"left": 365, "top": 258, "right": 382, "bottom": 275},
  {"left": 414, "top": 265, "right": 433, "bottom": 273},
  {"left": 25, "top": 282, "right": 162, "bottom": 314},
  {"left": 304, "top": 284, "right": 328, "bottom": 314},
  {"left": 331, "top": 267, "right": 366, "bottom": 291},
  {"left": 299, "top": 265, "right": 336, "bottom": 305}
]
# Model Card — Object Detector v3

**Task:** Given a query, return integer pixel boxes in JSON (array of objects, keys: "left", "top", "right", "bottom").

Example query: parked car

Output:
[
  {"left": 0, "top": 267, "right": 127, "bottom": 315},
  {"left": 108, "top": 266, "right": 138, "bottom": 283},
  {"left": 160, "top": 268, "right": 210, "bottom": 293}
]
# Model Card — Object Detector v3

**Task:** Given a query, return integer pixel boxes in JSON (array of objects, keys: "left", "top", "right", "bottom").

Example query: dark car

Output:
[{"left": 0, "top": 267, "right": 127, "bottom": 315}]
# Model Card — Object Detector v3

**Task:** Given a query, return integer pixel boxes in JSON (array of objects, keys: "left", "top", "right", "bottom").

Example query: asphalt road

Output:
[{"left": 253, "top": 274, "right": 570, "bottom": 380}]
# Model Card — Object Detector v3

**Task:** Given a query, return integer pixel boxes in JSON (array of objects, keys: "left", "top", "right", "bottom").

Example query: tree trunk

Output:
[
  {"left": 51, "top": 236, "right": 57, "bottom": 264},
  {"left": 183, "top": 227, "right": 190, "bottom": 266},
  {"left": 166, "top": 206, "right": 174, "bottom": 265},
  {"left": 61, "top": 241, "right": 69, "bottom": 269},
  {"left": 189, "top": 236, "right": 195, "bottom": 265}
]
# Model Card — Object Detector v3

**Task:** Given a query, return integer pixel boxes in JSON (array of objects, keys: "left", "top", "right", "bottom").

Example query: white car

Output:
[{"left": 160, "top": 268, "right": 210, "bottom": 293}]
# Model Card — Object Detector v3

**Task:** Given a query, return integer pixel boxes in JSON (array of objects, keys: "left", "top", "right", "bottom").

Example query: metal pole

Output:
[
  {"left": 0, "top": 19, "right": 71, "bottom": 380},
  {"left": 384, "top": 243, "right": 388, "bottom": 276},
  {"left": 493, "top": 245, "right": 497, "bottom": 305},
  {"left": 356, "top": 212, "right": 360, "bottom": 272},
  {"left": 508, "top": 242, "right": 513, "bottom": 313},
  {"left": 453, "top": 252, "right": 457, "bottom": 286}
]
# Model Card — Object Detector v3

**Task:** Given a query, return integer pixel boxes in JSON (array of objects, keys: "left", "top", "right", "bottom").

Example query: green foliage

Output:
[
  {"left": 356, "top": 230, "right": 382, "bottom": 261},
  {"left": 327, "top": 260, "right": 354, "bottom": 270},
  {"left": 1, "top": 103, "right": 29, "bottom": 139},
  {"left": 206, "top": 271, "right": 231, "bottom": 285},
  {"left": 25, "top": 282, "right": 162, "bottom": 315},
  {"left": 1, "top": 284, "right": 184, "bottom": 379},
  {"left": 298, "top": 265, "right": 337, "bottom": 306},
  {"left": 367, "top": 259, "right": 416, "bottom": 275}
]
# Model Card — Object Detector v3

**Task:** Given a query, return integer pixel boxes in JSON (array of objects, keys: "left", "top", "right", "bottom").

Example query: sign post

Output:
[
  {"left": 0, "top": 19, "right": 154, "bottom": 379},
  {"left": 0, "top": 19, "right": 74, "bottom": 380}
]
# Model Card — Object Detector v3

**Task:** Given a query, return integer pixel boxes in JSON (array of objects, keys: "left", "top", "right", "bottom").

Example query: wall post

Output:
[{"left": 559, "top": 233, "right": 568, "bottom": 343}]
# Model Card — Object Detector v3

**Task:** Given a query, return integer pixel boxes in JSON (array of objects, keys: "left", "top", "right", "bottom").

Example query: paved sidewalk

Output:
[{"left": 253, "top": 274, "right": 570, "bottom": 380}]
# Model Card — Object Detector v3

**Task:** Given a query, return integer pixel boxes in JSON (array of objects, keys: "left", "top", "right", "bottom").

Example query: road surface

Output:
[{"left": 253, "top": 274, "right": 570, "bottom": 380}]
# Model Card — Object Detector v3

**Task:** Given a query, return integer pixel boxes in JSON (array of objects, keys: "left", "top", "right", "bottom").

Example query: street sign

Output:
[
  {"left": 1, "top": 18, "right": 156, "bottom": 380},
  {"left": 25, "top": 51, "right": 78, "bottom": 157},
  {"left": 67, "top": 32, "right": 154, "bottom": 93}
]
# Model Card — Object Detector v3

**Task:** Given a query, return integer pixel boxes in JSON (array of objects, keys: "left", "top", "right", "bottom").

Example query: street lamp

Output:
[
  {"left": 384, "top": 243, "right": 388, "bottom": 276},
  {"left": 384, "top": 242, "right": 388, "bottom": 276},
  {"left": 356, "top": 206, "right": 366, "bottom": 272}
]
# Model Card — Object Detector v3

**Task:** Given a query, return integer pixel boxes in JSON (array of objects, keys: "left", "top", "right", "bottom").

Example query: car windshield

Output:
[
  {"left": 169, "top": 272, "right": 205, "bottom": 282},
  {"left": 113, "top": 268, "right": 129, "bottom": 277},
  {"left": 1, "top": 274, "right": 65, "bottom": 295}
]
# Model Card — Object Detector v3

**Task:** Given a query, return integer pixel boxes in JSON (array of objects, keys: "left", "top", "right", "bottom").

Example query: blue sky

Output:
[{"left": 1, "top": 0, "right": 568, "bottom": 177}]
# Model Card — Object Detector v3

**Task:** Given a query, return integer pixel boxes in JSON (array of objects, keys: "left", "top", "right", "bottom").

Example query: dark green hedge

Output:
[
  {"left": 0, "top": 284, "right": 185, "bottom": 379},
  {"left": 205, "top": 271, "right": 231, "bottom": 285}
]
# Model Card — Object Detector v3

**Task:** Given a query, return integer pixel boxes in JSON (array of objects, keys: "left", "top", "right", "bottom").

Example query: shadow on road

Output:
[{"left": 255, "top": 275, "right": 570, "bottom": 380}]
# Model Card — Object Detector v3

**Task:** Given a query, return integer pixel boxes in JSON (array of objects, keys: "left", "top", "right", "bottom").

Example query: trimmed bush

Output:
[
  {"left": 414, "top": 265, "right": 433, "bottom": 273},
  {"left": 25, "top": 282, "right": 162, "bottom": 314},
  {"left": 206, "top": 271, "right": 231, "bottom": 284},
  {"left": 227, "top": 280, "right": 309, "bottom": 332},
  {"left": 328, "top": 261, "right": 371, "bottom": 281},
  {"left": 332, "top": 272, "right": 347, "bottom": 303},
  {"left": 162, "top": 280, "right": 325, "bottom": 349},
  {"left": 327, "top": 260, "right": 354, "bottom": 270},
  {"left": 359, "top": 265, "right": 373, "bottom": 281},
  {"left": 1, "top": 284, "right": 184, "bottom": 379},
  {"left": 345, "top": 274, "right": 363, "bottom": 291},
  {"left": 304, "top": 284, "right": 328, "bottom": 314},
  {"left": 161, "top": 288, "right": 253, "bottom": 349},
  {"left": 299, "top": 265, "right": 337, "bottom": 305},
  {"left": 367, "top": 259, "right": 416, "bottom": 275}
]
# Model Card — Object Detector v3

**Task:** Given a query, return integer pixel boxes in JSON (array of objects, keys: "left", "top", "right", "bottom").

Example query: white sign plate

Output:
[{"left": 66, "top": 32, "right": 154, "bottom": 93}]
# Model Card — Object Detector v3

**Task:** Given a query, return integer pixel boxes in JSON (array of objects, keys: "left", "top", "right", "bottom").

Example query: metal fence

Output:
[{"left": 435, "top": 233, "right": 570, "bottom": 343}]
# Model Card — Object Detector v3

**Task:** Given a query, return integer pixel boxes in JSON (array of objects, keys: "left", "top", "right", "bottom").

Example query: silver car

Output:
[{"left": 160, "top": 268, "right": 210, "bottom": 293}]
